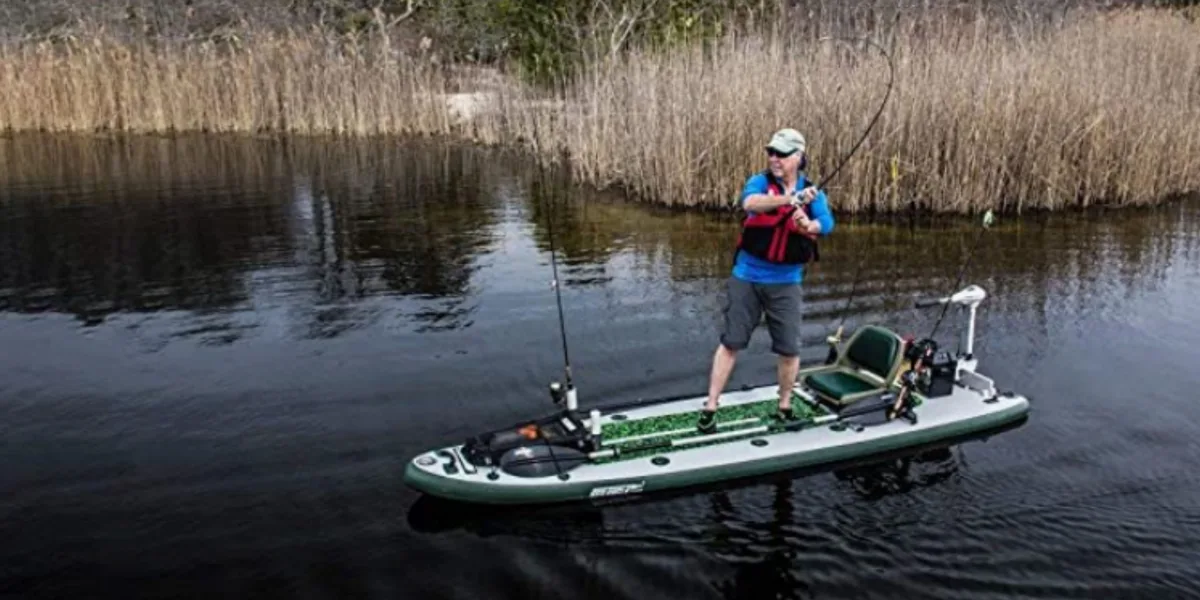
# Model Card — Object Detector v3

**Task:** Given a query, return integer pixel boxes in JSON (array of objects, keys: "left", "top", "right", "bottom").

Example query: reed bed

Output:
[
  {"left": 1, "top": 5, "right": 1198, "bottom": 213},
  {"left": 0, "top": 27, "right": 482, "bottom": 137},
  {"left": 543, "top": 7, "right": 1200, "bottom": 213}
]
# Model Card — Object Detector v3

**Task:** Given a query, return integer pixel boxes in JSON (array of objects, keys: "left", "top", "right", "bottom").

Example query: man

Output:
[{"left": 698, "top": 128, "right": 835, "bottom": 433}]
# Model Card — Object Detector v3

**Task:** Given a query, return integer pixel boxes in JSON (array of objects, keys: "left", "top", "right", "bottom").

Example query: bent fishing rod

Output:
[
  {"left": 793, "top": 36, "right": 893, "bottom": 362},
  {"left": 809, "top": 36, "right": 895, "bottom": 194}
]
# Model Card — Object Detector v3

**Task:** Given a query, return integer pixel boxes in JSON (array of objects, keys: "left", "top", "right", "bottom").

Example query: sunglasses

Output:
[{"left": 766, "top": 148, "right": 797, "bottom": 159}]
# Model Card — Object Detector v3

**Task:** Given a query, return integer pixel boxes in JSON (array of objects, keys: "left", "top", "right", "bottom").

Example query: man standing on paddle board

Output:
[{"left": 698, "top": 128, "right": 835, "bottom": 433}]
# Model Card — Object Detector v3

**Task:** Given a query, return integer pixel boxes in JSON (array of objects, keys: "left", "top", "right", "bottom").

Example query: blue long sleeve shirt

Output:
[{"left": 732, "top": 172, "right": 835, "bottom": 285}]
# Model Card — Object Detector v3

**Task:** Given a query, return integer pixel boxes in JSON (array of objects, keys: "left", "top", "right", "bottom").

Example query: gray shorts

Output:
[{"left": 719, "top": 277, "right": 803, "bottom": 356}]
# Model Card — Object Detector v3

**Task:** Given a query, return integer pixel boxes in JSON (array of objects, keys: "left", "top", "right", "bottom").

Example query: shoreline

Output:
[{"left": 1, "top": 127, "right": 1198, "bottom": 221}]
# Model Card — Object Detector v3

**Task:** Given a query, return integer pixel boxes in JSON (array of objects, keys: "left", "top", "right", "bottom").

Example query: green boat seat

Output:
[
  {"left": 806, "top": 370, "right": 881, "bottom": 400},
  {"left": 803, "top": 325, "right": 905, "bottom": 408}
]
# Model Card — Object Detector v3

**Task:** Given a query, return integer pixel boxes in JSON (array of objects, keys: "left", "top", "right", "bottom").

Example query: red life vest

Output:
[{"left": 734, "top": 172, "right": 820, "bottom": 265}]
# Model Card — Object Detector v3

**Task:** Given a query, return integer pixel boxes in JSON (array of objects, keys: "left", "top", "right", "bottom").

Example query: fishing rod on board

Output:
[
  {"left": 887, "top": 209, "right": 996, "bottom": 421},
  {"left": 534, "top": 143, "right": 601, "bottom": 437},
  {"left": 927, "top": 209, "right": 997, "bottom": 343},
  {"left": 543, "top": 148, "right": 578, "bottom": 415},
  {"left": 823, "top": 251, "right": 868, "bottom": 364}
]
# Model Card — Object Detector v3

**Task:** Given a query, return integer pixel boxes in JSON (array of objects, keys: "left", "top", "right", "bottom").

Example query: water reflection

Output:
[
  {"left": 2, "top": 133, "right": 1197, "bottom": 348},
  {"left": 5, "top": 132, "right": 1200, "bottom": 600},
  {"left": 832, "top": 446, "right": 959, "bottom": 500},
  {"left": 403, "top": 424, "right": 1011, "bottom": 600},
  {"left": 286, "top": 139, "right": 510, "bottom": 334},
  {"left": 0, "top": 134, "right": 516, "bottom": 336},
  {"left": 0, "top": 134, "right": 290, "bottom": 327}
]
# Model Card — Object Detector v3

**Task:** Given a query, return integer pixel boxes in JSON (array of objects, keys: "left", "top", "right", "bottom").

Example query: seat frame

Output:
[{"left": 796, "top": 325, "right": 908, "bottom": 408}]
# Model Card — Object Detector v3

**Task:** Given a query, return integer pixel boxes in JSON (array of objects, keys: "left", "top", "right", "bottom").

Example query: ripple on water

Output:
[{"left": 3, "top": 134, "right": 1200, "bottom": 599}]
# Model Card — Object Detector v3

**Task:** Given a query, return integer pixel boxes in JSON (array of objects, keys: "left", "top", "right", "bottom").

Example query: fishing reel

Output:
[
  {"left": 904, "top": 337, "right": 938, "bottom": 366},
  {"left": 897, "top": 337, "right": 939, "bottom": 399},
  {"left": 548, "top": 380, "right": 579, "bottom": 412},
  {"left": 548, "top": 381, "right": 566, "bottom": 406},
  {"left": 888, "top": 338, "right": 936, "bottom": 425}
]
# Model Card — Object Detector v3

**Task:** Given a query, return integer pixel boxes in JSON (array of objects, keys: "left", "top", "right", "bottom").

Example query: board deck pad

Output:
[{"left": 595, "top": 392, "right": 830, "bottom": 463}]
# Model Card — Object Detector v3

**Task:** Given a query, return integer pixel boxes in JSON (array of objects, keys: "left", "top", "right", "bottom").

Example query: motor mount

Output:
[{"left": 898, "top": 336, "right": 957, "bottom": 399}]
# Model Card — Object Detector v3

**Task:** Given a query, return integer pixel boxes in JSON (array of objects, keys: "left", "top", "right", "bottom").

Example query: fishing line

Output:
[
  {"left": 808, "top": 36, "right": 895, "bottom": 193},
  {"left": 928, "top": 210, "right": 995, "bottom": 341},
  {"left": 798, "top": 36, "right": 893, "bottom": 361}
]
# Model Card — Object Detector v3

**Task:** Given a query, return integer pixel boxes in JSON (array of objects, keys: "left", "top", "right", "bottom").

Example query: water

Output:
[{"left": 2, "top": 133, "right": 1199, "bottom": 599}]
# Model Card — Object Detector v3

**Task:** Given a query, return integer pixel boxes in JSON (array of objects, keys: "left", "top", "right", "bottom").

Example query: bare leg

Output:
[
  {"left": 704, "top": 344, "right": 737, "bottom": 411},
  {"left": 777, "top": 355, "right": 800, "bottom": 410}
]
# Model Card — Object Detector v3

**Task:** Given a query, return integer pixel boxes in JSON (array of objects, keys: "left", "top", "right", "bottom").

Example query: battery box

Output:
[{"left": 921, "top": 351, "right": 957, "bottom": 397}]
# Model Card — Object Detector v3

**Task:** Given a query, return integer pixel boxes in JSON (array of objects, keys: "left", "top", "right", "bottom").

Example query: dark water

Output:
[{"left": 3, "top": 133, "right": 1200, "bottom": 599}]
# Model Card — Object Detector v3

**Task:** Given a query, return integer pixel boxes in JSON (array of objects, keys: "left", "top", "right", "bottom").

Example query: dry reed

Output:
[
  {"left": 0, "top": 28, "right": 467, "bottom": 136},
  {"left": 543, "top": 6, "right": 1200, "bottom": 213},
  {"left": 1, "top": 5, "right": 1198, "bottom": 213}
]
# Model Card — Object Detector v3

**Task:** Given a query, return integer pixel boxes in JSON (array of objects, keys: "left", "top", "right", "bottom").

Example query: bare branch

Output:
[{"left": 386, "top": 0, "right": 421, "bottom": 28}]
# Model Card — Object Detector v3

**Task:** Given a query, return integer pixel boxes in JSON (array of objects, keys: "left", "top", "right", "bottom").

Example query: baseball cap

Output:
[{"left": 765, "top": 128, "right": 806, "bottom": 155}]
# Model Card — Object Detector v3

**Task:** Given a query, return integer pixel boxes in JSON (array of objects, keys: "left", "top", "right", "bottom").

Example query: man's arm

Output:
[
  {"left": 743, "top": 192, "right": 794, "bottom": 212},
  {"left": 807, "top": 191, "right": 835, "bottom": 236},
  {"left": 740, "top": 174, "right": 793, "bottom": 212}
]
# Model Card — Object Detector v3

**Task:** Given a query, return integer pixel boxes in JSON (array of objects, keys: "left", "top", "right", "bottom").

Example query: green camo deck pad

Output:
[{"left": 595, "top": 392, "right": 830, "bottom": 463}]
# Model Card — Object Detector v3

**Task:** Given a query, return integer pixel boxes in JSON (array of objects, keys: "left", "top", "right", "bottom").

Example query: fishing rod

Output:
[
  {"left": 928, "top": 209, "right": 996, "bottom": 341},
  {"left": 540, "top": 147, "right": 581, "bottom": 415},
  {"left": 545, "top": 179, "right": 572, "bottom": 384},
  {"left": 809, "top": 36, "right": 895, "bottom": 194},
  {"left": 710, "top": 35, "right": 892, "bottom": 214},
  {"left": 887, "top": 209, "right": 996, "bottom": 421},
  {"left": 824, "top": 253, "right": 868, "bottom": 363},
  {"left": 797, "top": 36, "right": 894, "bottom": 362}
]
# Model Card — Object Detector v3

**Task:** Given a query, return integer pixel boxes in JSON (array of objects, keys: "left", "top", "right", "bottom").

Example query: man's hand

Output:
[
  {"left": 792, "top": 207, "right": 809, "bottom": 226},
  {"left": 790, "top": 186, "right": 818, "bottom": 206},
  {"left": 793, "top": 205, "right": 820, "bottom": 234}
]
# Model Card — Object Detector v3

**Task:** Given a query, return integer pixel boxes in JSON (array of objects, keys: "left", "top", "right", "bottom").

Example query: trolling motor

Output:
[
  {"left": 915, "top": 284, "right": 987, "bottom": 373},
  {"left": 890, "top": 283, "right": 993, "bottom": 408}
]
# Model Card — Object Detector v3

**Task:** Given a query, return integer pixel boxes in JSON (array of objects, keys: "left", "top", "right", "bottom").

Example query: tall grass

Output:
[
  {"left": 1, "top": 4, "right": 1198, "bottom": 213},
  {"left": 545, "top": 6, "right": 1200, "bottom": 213},
  {"left": 0, "top": 29, "right": 470, "bottom": 136}
]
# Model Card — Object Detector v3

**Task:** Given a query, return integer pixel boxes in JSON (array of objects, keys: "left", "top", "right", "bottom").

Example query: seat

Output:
[{"left": 802, "top": 325, "right": 905, "bottom": 408}]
